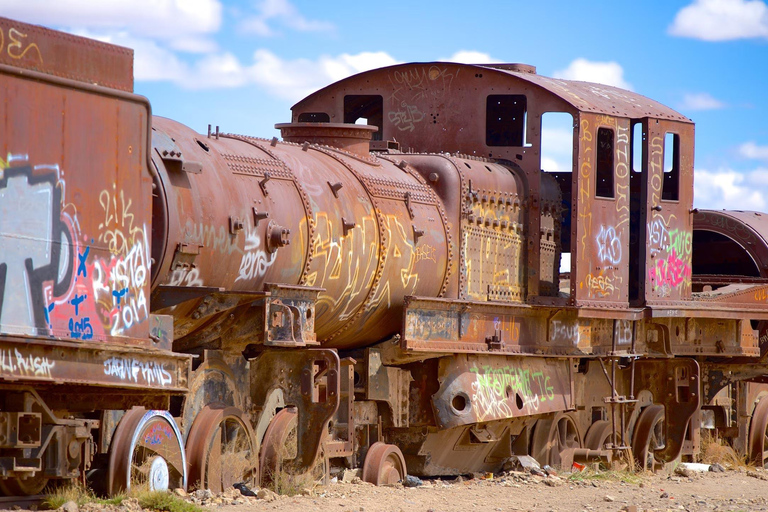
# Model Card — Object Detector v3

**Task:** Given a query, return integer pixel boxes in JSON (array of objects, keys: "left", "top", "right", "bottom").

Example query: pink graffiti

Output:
[{"left": 648, "top": 249, "right": 691, "bottom": 289}]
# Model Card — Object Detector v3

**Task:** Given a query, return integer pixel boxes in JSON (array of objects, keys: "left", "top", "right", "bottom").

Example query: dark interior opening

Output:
[
  {"left": 298, "top": 112, "right": 330, "bottom": 123},
  {"left": 662, "top": 132, "right": 680, "bottom": 201},
  {"left": 596, "top": 127, "right": 615, "bottom": 198},
  {"left": 692, "top": 230, "right": 759, "bottom": 277},
  {"left": 486, "top": 94, "right": 527, "bottom": 147},
  {"left": 344, "top": 95, "right": 383, "bottom": 140}
]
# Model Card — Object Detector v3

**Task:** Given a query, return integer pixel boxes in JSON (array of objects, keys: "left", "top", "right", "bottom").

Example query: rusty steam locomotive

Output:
[{"left": 2, "top": 16, "right": 768, "bottom": 497}]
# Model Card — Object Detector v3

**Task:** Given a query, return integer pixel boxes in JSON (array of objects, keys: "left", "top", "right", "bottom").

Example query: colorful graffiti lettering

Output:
[
  {"left": 143, "top": 422, "right": 173, "bottom": 446},
  {"left": 0, "top": 160, "right": 77, "bottom": 335},
  {"left": 470, "top": 364, "right": 555, "bottom": 421},
  {"left": 648, "top": 248, "right": 691, "bottom": 292}
]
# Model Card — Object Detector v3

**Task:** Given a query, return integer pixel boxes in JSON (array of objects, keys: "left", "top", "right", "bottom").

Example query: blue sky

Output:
[{"left": 3, "top": 0, "right": 768, "bottom": 210}]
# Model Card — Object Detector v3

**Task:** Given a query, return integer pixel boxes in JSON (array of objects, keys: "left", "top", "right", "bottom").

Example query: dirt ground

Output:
[{"left": 190, "top": 467, "right": 768, "bottom": 512}]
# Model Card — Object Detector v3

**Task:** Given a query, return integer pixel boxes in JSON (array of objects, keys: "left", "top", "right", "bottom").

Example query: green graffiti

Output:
[{"left": 469, "top": 364, "right": 555, "bottom": 420}]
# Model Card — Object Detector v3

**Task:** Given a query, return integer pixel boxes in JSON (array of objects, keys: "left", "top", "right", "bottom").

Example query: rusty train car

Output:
[{"left": 3, "top": 16, "right": 768, "bottom": 496}]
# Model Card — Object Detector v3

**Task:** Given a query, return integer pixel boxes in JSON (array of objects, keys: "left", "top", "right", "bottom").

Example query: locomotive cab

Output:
[{"left": 290, "top": 62, "right": 696, "bottom": 308}]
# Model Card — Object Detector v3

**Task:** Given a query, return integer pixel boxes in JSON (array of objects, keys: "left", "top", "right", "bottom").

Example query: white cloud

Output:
[
  {"left": 248, "top": 50, "right": 399, "bottom": 100},
  {"left": 1, "top": 0, "right": 222, "bottom": 52},
  {"left": 694, "top": 168, "right": 768, "bottom": 209},
  {"left": 739, "top": 141, "right": 768, "bottom": 161},
  {"left": 669, "top": 0, "right": 768, "bottom": 41},
  {"left": 441, "top": 51, "right": 501, "bottom": 64},
  {"left": 239, "top": 0, "right": 333, "bottom": 36},
  {"left": 678, "top": 92, "right": 726, "bottom": 111},
  {"left": 553, "top": 58, "right": 632, "bottom": 90}
]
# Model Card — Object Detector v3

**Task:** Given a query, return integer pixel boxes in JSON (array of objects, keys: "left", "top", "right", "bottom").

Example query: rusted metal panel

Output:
[
  {"left": 693, "top": 210, "right": 768, "bottom": 278},
  {"left": 633, "top": 358, "right": 700, "bottom": 463},
  {"left": 644, "top": 119, "right": 695, "bottom": 304},
  {"left": 0, "top": 17, "right": 133, "bottom": 92},
  {"left": 432, "top": 355, "right": 572, "bottom": 428},
  {"left": 1, "top": 60, "right": 153, "bottom": 345},
  {"left": 0, "top": 336, "right": 189, "bottom": 392},
  {"left": 402, "top": 297, "right": 636, "bottom": 357},
  {"left": 572, "top": 113, "right": 631, "bottom": 307}
]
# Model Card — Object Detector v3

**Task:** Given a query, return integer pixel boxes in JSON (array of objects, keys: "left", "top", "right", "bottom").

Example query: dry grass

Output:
[
  {"left": 263, "top": 424, "right": 324, "bottom": 496},
  {"left": 219, "top": 434, "right": 259, "bottom": 491},
  {"left": 698, "top": 431, "right": 751, "bottom": 469}
]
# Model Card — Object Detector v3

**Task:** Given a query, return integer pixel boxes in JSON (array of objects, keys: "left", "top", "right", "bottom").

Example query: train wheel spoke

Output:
[{"left": 186, "top": 404, "right": 257, "bottom": 493}]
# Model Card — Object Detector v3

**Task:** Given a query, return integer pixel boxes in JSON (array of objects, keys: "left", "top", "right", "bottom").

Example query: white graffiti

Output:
[
  {"left": 615, "top": 320, "right": 632, "bottom": 346},
  {"left": 596, "top": 225, "right": 622, "bottom": 265},
  {"left": 236, "top": 225, "right": 275, "bottom": 282},
  {"left": 167, "top": 267, "right": 204, "bottom": 287},
  {"left": 0, "top": 348, "right": 55, "bottom": 378},
  {"left": 648, "top": 217, "right": 669, "bottom": 248},
  {"left": 551, "top": 319, "right": 580, "bottom": 345},
  {"left": 92, "top": 229, "right": 150, "bottom": 337},
  {"left": 103, "top": 357, "right": 172, "bottom": 386}
]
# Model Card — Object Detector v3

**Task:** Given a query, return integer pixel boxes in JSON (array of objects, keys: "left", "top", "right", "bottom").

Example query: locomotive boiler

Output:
[{"left": 4, "top": 16, "right": 768, "bottom": 497}]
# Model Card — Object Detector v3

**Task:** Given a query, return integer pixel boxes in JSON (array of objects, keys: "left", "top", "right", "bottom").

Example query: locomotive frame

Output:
[{"left": 2, "top": 16, "right": 768, "bottom": 496}]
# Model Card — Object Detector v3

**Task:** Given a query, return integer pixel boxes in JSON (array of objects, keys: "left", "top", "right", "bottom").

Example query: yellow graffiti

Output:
[
  {"left": 579, "top": 119, "right": 593, "bottom": 254},
  {"left": 6, "top": 27, "right": 43, "bottom": 63},
  {"left": 98, "top": 186, "right": 143, "bottom": 255},
  {"left": 414, "top": 243, "right": 436, "bottom": 263}
]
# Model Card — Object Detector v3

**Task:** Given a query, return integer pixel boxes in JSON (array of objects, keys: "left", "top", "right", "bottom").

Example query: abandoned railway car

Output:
[{"left": 2, "top": 16, "right": 768, "bottom": 497}]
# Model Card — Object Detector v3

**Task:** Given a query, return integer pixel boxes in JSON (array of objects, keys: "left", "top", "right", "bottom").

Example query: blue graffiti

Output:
[
  {"left": 70, "top": 294, "right": 86, "bottom": 316},
  {"left": 43, "top": 302, "right": 55, "bottom": 325},
  {"left": 68, "top": 317, "right": 93, "bottom": 340},
  {"left": 77, "top": 246, "right": 90, "bottom": 278},
  {"left": 112, "top": 288, "right": 128, "bottom": 307}
]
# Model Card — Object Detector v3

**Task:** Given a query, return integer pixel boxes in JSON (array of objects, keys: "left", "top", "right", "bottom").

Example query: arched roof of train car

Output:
[
  {"left": 693, "top": 209, "right": 768, "bottom": 277},
  {"left": 293, "top": 62, "right": 692, "bottom": 123}
]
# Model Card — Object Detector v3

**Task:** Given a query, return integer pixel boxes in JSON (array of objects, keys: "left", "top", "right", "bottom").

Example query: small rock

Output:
[
  {"left": 621, "top": 506, "right": 638, "bottom": 512},
  {"left": 341, "top": 468, "right": 362, "bottom": 483},
  {"left": 194, "top": 489, "right": 213, "bottom": 501},
  {"left": 660, "top": 492, "right": 669, "bottom": 499},
  {"left": 403, "top": 475, "right": 423, "bottom": 487},
  {"left": 257, "top": 488, "right": 278, "bottom": 501},
  {"left": 543, "top": 477, "right": 562, "bottom": 487},
  {"left": 710, "top": 463, "right": 726, "bottom": 473},
  {"left": 172, "top": 488, "right": 187, "bottom": 498},
  {"left": 530, "top": 468, "right": 546, "bottom": 477},
  {"left": 59, "top": 501, "right": 78, "bottom": 512},
  {"left": 674, "top": 466, "right": 693, "bottom": 478},
  {"left": 604, "top": 495, "right": 615, "bottom": 502}
]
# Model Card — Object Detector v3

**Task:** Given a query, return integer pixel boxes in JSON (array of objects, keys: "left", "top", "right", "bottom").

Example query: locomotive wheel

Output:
[
  {"left": 107, "top": 408, "right": 187, "bottom": 496},
  {"left": 0, "top": 472, "right": 49, "bottom": 496},
  {"left": 748, "top": 395, "right": 768, "bottom": 468},
  {"left": 186, "top": 404, "right": 257, "bottom": 492},
  {"left": 631, "top": 405, "right": 665, "bottom": 471},
  {"left": 259, "top": 407, "right": 298, "bottom": 486},
  {"left": 530, "top": 413, "right": 582, "bottom": 468},
  {"left": 584, "top": 420, "right": 614, "bottom": 450},
  {"left": 361, "top": 442, "right": 407, "bottom": 485}
]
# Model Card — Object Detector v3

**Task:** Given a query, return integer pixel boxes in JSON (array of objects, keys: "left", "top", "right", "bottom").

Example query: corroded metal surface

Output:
[
  {"left": 432, "top": 355, "right": 572, "bottom": 428},
  {"left": 0, "top": 17, "right": 133, "bottom": 91}
]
